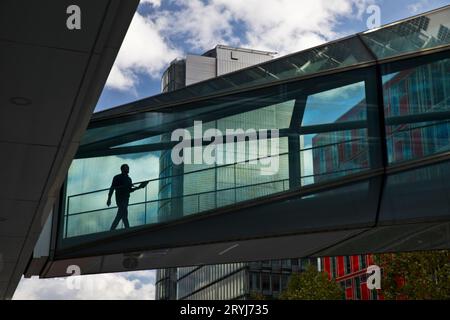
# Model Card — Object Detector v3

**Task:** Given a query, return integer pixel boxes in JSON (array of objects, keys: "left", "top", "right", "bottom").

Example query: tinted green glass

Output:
[{"left": 62, "top": 67, "right": 380, "bottom": 245}]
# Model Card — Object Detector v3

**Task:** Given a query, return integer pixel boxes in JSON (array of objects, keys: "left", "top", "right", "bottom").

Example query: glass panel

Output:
[
  {"left": 361, "top": 7, "right": 450, "bottom": 59},
  {"left": 104, "top": 36, "right": 372, "bottom": 124},
  {"left": 302, "top": 82, "right": 367, "bottom": 126},
  {"left": 300, "top": 75, "right": 376, "bottom": 187},
  {"left": 382, "top": 53, "right": 450, "bottom": 164},
  {"left": 380, "top": 160, "right": 450, "bottom": 222},
  {"left": 61, "top": 67, "right": 379, "bottom": 245},
  {"left": 81, "top": 113, "right": 175, "bottom": 147},
  {"left": 111, "top": 134, "right": 162, "bottom": 148},
  {"left": 219, "top": 36, "right": 373, "bottom": 91}
]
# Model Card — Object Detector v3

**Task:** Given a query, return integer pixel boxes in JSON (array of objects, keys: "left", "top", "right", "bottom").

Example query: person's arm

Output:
[
  {"left": 130, "top": 181, "right": 148, "bottom": 192},
  {"left": 128, "top": 177, "right": 145, "bottom": 193},
  {"left": 107, "top": 176, "right": 117, "bottom": 206},
  {"left": 130, "top": 180, "right": 139, "bottom": 193}
]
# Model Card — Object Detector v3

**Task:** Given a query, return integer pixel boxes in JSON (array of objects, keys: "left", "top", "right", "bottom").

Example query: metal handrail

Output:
[
  {"left": 66, "top": 166, "right": 368, "bottom": 218},
  {"left": 64, "top": 109, "right": 450, "bottom": 237},
  {"left": 65, "top": 118, "right": 450, "bottom": 217},
  {"left": 67, "top": 137, "right": 365, "bottom": 199}
]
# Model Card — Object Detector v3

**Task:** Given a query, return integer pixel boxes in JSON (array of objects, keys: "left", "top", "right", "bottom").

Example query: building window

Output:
[
  {"left": 359, "top": 255, "right": 367, "bottom": 269},
  {"left": 250, "top": 272, "right": 260, "bottom": 291},
  {"left": 262, "top": 273, "right": 270, "bottom": 292},
  {"left": 272, "top": 275, "right": 280, "bottom": 293},
  {"left": 355, "top": 277, "right": 361, "bottom": 300},
  {"left": 344, "top": 256, "right": 352, "bottom": 274},
  {"left": 281, "top": 259, "right": 291, "bottom": 269},
  {"left": 281, "top": 275, "right": 289, "bottom": 292},
  {"left": 331, "top": 257, "right": 338, "bottom": 279}
]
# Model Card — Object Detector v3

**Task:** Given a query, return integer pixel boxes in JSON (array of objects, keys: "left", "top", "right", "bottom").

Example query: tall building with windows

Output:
[
  {"left": 155, "top": 46, "right": 320, "bottom": 300},
  {"left": 156, "top": 45, "right": 286, "bottom": 300},
  {"left": 176, "top": 258, "right": 319, "bottom": 300}
]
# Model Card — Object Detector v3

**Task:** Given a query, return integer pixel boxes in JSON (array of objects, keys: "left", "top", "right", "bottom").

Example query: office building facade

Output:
[
  {"left": 176, "top": 259, "right": 319, "bottom": 300},
  {"left": 321, "top": 255, "right": 380, "bottom": 300}
]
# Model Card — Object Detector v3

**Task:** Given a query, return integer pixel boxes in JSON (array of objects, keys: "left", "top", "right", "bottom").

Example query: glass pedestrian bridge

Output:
[{"left": 56, "top": 6, "right": 450, "bottom": 256}]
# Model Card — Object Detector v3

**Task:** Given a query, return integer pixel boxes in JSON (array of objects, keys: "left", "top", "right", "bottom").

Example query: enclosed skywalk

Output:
[{"left": 29, "top": 6, "right": 450, "bottom": 278}]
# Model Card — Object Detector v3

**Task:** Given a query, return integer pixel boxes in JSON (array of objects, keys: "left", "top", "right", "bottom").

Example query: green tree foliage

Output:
[
  {"left": 279, "top": 265, "right": 344, "bottom": 300},
  {"left": 375, "top": 250, "right": 450, "bottom": 300}
]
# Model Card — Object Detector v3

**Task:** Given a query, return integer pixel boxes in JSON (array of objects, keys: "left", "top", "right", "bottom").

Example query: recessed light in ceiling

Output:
[{"left": 10, "top": 97, "right": 32, "bottom": 106}]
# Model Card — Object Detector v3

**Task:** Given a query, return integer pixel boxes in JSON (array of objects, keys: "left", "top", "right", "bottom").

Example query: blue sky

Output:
[{"left": 14, "top": 0, "right": 450, "bottom": 300}]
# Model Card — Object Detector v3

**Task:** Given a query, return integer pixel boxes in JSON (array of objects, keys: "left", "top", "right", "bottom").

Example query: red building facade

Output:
[{"left": 321, "top": 255, "right": 381, "bottom": 300}]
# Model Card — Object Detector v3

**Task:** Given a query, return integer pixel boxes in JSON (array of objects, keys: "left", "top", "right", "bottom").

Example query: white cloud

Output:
[
  {"left": 154, "top": 0, "right": 240, "bottom": 51},
  {"left": 140, "top": 0, "right": 162, "bottom": 7},
  {"left": 154, "top": 0, "right": 374, "bottom": 55},
  {"left": 13, "top": 271, "right": 155, "bottom": 300},
  {"left": 214, "top": 0, "right": 372, "bottom": 54},
  {"left": 407, "top": 0, "right": 430, "bottom": 14},
  {"left": 105, "top": 10, "right": 181, "bottom": 92},
  {"left": 106, "top": 0, "right": 376, "bottom": 93}
]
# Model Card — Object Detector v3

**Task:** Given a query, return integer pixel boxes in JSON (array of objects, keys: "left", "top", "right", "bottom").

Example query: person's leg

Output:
[
  {"left": 110, "top": 208, "right": 122, "bottom": 230},
  {"left": 110, "top": 202, "right": 125, "bottom": 230},
  {"left": 122, "top": 199, "right": 130, "bottom": 228}
]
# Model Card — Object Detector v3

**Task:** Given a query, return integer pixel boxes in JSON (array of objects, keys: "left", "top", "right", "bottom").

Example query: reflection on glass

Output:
[
  {"left": 112, "top": 135, "right": 162, "bottom": 148},
  {"left": 382, "top": 56, "right": 450, "bottom": 164},
  {"left": 380, "top": 161, "right": 450, "bottom": 222},
  {"left": 148, "top": 36, "right": 374, "bottom": 111},
  {"left": 306, "top": 129, "right": 369, "bottom": 185},
  {"left": 218, "top": 36, "right": 373, "bottom": 91},
  {"left": 63, "top": 69, "right": 377, "bottom": 242},
  {"left": 301, "top": 80, "right": 370, "bottom": 186},
  {"left": 302, "top": 82, "right": 366, "bottom": 126},
  {"left": 361, "top": 7, "right": 450, "bottom": 59}
]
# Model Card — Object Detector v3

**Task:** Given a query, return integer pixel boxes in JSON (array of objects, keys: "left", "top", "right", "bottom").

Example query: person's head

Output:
[{"left": 120, "top": 164, "right": 129, "bottom": 174}]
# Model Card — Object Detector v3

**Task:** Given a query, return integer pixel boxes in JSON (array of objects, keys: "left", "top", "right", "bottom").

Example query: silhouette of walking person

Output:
[{"left": 107, "top": 164, "right": 146, "bottom": 231}]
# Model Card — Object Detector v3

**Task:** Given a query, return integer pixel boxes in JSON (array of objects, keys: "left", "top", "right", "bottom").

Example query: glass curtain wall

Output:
[
  {"left": 379, "top": 51, "right": 450, "bottom": 223},
  {"left": 59, "top": 5, "right": 450, "bottom": 246},
  {"left": 61, "top": 66, "right": 380, "bottom": 243}
]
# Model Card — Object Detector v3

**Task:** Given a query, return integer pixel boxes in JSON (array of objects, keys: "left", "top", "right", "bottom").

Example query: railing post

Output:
[
  {"left": 144, "top": 184, "right": 148, "bottom": 224},
  {"left": 234, "top": 164, "right": 237, "bottom": 203},
  {"left": 65, "top": 196, "right": 70, "bottom": 238}
]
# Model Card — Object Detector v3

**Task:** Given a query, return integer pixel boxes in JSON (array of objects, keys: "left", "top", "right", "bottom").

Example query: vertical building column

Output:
[
  {"left": 288, "top": 97, "right": 307, "bottom": 189},
  {"left": 288, "top": 136, "right": 301, "bottom": 189},
  {"left": 365, "top": 66, "right": 385, "bottom": 170}
]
